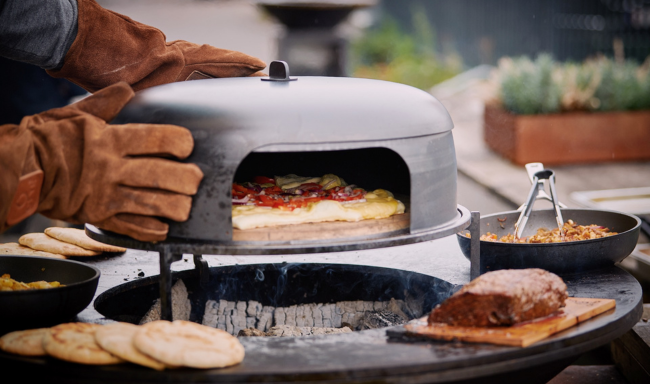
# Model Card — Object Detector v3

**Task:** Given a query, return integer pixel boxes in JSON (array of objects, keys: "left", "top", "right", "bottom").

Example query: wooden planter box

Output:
[{"left": 483, "top": 104, "right": 650, "bottom": 165}]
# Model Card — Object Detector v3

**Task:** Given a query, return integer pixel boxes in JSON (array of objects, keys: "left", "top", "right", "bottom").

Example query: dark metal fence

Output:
[{"left": 380, "top": 0, "right": 650, "bottom": 66}]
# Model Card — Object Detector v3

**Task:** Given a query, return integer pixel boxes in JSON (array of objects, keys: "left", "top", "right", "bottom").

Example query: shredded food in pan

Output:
[
  {"left": 476, "top": 219, "right": 618, "bottom": 243},
  {"left": 0, "top": 274, "right": 63, "bottom": 291}
]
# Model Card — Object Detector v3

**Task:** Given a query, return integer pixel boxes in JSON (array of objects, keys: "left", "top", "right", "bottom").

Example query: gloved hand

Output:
[
  {"left": 0, "top": 82, "right": 204, "bottom": 242},
  {"left": 46, "top": 0, "right": 266, "bottom": 92}
]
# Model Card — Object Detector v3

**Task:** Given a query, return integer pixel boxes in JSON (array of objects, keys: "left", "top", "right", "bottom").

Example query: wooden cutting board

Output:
[{"left": 404, "top": 297, "right": 616, "bottom": 347}]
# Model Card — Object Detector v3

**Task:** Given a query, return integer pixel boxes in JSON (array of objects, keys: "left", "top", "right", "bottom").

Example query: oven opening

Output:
[
  {"left": 234, "top": 147, "right": 411, "bottom": 199},
  {"left": 230, "top": 148, "right": 412, "bottom": 240}
]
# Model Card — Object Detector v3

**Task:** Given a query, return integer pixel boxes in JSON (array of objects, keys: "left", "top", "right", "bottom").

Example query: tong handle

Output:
[
  {"left": 525, "top": 162, "right": 545, "bottom": 184},
  {"left": 515, "top": 169, "right": 565, "bottom": 239},
  {"left": 518, "top": 163, "right": 568, "bottom": 210}
]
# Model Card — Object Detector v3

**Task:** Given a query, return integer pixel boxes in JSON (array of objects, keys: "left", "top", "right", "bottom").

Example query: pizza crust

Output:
[{"left": 232, "top": 189, "right": 405, "bottom": 230}]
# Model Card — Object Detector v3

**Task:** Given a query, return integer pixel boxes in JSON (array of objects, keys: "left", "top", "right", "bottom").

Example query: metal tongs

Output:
[{"left": 514, "top": 163, "right": 566, "bottom": 240}]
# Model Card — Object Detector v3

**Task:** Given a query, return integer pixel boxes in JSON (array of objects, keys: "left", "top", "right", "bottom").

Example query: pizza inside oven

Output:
[{"left": 231, "top": 149, "right": 410, "bottom": 230}]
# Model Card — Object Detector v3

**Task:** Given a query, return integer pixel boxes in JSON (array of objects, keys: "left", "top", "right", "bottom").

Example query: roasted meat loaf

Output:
[{"left": 428, "top": 268, "right": 568, "bottom": 327}]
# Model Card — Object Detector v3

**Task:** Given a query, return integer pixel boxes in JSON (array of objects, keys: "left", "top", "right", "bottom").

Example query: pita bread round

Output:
[
  {"left": 134, "top": 320, "right": 245, "bottom": 369},
  {"left": 94, "top": 323, "right": 166, "bottom": 370},
  {"left": 43, "top": 323, "right": 123, "bottom": 365},
  {"left": 44, "top": 228, "right": 126, "bottom": 253},
  {"left": 19, "top": 233, "right": 100, "bottom": 257},
  {"left": 0, "top": 328, "right": 49, "bottom": 356},
  {"left": 0, "top": 242, "right": 66, "bottom": 259}
]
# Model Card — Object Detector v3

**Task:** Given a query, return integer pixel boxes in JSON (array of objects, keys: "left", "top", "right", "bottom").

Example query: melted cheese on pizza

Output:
[{"left": 232, "top": 189, "right": 405, "bottom": 230}]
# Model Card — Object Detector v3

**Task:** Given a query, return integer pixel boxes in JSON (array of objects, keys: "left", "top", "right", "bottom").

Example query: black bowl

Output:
[
  {"left": 0, "top": 256, "right": 100, "bottom": 334},
  {"left": 457, "top": 209, "right": 641, "bottom": 274}
]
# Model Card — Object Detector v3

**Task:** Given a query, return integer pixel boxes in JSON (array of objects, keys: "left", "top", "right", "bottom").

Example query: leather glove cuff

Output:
[
  {"left": 0, "top": 124, "right": 43, "bottom": 230},
  {"left": 6, "top": 170, "right": 44, "bottom": 226}
]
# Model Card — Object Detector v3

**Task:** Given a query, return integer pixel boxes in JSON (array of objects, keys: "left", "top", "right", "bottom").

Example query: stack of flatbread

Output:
[
  {"left": 0, "top": 320, "right": 245, "bottom": 370},
  {"left": 0, "top": 227, "right": 126, "bottom": 259}
]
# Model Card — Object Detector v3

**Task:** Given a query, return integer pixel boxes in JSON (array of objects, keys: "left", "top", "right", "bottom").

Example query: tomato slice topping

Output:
[
  {"left": 232, "top": 183, "right": 256, "bottom": 195},
  {"left": 290, "top": 196, "right": 324, "bottom": 208},
  {"left": 253, "top": 176, "right": 275, "bottom": 185},
  {"left": 263, "top": 186, "right": 283, "bottom": 195}
]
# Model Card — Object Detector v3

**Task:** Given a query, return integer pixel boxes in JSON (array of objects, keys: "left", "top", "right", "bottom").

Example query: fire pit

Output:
[
  {"left": 0, "top": 257, "right": 642, "bottom": 384},
  {"left": 94, "top": 263, "right": 457, "bottom": 335}
]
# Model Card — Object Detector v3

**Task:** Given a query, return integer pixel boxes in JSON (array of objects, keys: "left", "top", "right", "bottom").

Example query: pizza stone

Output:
[
  {"left": 0, "top": 242, "right": 66, "bottom": 259},
  {"left": 42, "top": 323, "right": 124, "bottom": 365},
  {"left": 94, "top": 322, "right": 167, "bottom": 370},
  {"left": 133, "top": 320, "right": 245, "bottom": 369},
  {"left": 44, "top": 227, "right": 126, "bottom": 253},
  {"left": 0, "top": 328, "right": 49, "bottom": 356},
  {"left": 19, "top": 233, "right": 100, "bottom": 257}
]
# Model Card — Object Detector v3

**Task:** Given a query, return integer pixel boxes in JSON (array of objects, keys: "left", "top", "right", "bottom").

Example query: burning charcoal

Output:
[
  {"left": 303, "top": 305, "right": 314, "bottom": 327},
  {"left": 139, "top": 280, "right": 191, "bottom": 324},
  {"left": 312, "top": 304, "right": 323, "bottom": 328},
  {"left": 295, "top": 305, "right": 306, "bottom": 327},
  {"left": 274, "top": 307, "right": 286, "bottom": 326},
  {"left": 201, "top": 298, "right": 423, "bottom": 336},
  {"left": 357, "top": 310, "right": 408, "bottom": 330},
  {"left": 258, "top": 306, "right": 274, "bottom": 331},
  {"left": 202, "top": 300, "right": 219, "bottom": 327},
  {"left": 237, "top": 328, "right": 269, "bottom": 337},
  {"left": 321, "top": 304, "right": 333, "bottom": 328},
  {"left": 332, "top": 304, "right": 343, "bottom": 328},
  {"left": 285, "top": 305, "right": 297, "bottom": 326},
  {"left": 233, "top": 301, "right": 248, "bottom": 335}
]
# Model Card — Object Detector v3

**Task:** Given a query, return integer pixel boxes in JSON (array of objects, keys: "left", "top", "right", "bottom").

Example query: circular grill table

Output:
[{"left": 0, "top": 236, "right": 642, "bottom": 384}]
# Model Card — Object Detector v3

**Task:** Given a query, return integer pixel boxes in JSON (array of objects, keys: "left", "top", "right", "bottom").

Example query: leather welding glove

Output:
[
  {"left": 0, "top": 82, "right": 204, "bottom": 242},
  {"left": 46, "top": 0, "right": 267, "bottom": 92}
]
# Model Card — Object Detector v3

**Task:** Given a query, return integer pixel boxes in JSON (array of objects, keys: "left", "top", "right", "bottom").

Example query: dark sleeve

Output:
[{"left": 0, "top": 0, "right": 78, "bottom": 70}]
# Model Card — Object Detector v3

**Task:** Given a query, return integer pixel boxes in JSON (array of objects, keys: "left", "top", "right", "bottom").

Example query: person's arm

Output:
[
  {"left": 0, "top": 0, "right": 78, "bottom": 70},
  {"left": 46, "top": 0, "right": 265, "bottom": 92}
]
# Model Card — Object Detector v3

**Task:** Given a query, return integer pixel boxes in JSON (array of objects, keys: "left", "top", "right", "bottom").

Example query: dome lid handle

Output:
[{"left": 262, "top": 60, "right": 297, "bottom": 82}]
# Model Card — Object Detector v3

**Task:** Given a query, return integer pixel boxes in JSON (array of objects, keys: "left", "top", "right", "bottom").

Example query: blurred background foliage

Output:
[
  {"left": 494, "top": 54, "right": 650, "bottom": 115},
  {"left": 348, "top": 7, "right": 463, "bottom": 90}
]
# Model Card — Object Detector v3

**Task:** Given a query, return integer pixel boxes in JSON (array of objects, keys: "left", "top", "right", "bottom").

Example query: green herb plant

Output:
[{"left": 495, "top": 54, "right": 650, "bottom": 115}]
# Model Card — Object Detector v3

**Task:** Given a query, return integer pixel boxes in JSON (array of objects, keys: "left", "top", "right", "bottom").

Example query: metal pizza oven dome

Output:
[{"left": 114, "top": 63, "right": 459, "bottom": 242}]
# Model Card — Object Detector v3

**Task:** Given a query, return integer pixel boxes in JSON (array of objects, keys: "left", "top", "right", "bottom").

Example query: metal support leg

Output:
[
  {"left": 159, "top": 246, "right": 182, "bottom": 321},
  {"left": 469, "top": 211, "right": 481, "bottom": 280},
  {"left": 193, "top": 254, "right": 210, "bottom": 289}
]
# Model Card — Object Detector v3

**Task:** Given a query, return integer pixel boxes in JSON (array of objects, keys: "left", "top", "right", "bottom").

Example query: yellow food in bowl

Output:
[{"left": 0, "top": 274, "right": 63, "bottom": 291}]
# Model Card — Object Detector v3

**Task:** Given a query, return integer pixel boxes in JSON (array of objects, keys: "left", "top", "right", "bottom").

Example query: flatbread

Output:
[
  {"left": 134, "top": 320, "right": 245, "bottom": 369},
  {"left": 0, "top": 242, "right": 66, "bottom": 259},
  {"left": 44, "top": 227, "right": 126, "bottom": 253},
  {"left": 42, "top": 323, "right": 124, "bottom": 365},
  {"left": 19, "top": 233, "right": 100, "bottom": 257},
  {"left": 94, "top": 323, "right": 167, "bottom": 370},
  {"left": 0, "top": 328, "right": 49, "bottom": 356}
]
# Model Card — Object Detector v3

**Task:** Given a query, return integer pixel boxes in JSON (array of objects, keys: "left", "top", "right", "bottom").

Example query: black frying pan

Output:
[
  {"left": 457, "top": 209, "right": 641, "bottom": 274},
  {"left": 0, "top": 256, "right": 100, "bottom": 334}
]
